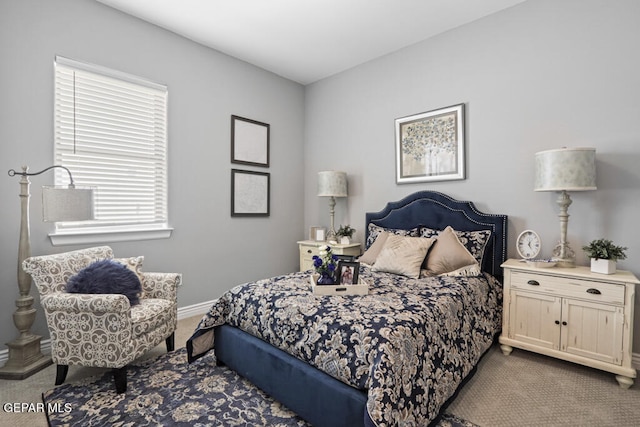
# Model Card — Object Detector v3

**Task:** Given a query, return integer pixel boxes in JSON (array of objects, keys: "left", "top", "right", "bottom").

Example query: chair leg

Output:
[
  {"left": 165, "top": 332, "right": 175, "bottom": 352},
  {"left": 113, "top": 366, "right": 127, "bottom": 394},
  {"left": 55, "top": 365, "right": 69, "bottom": 385}
]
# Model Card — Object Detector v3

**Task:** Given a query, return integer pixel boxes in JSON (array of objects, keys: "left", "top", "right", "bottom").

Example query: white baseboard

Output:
[
  {"left": 0, "top": 299, "right": 217, "bottom": 365},
  {"left": 177, "top": 299, "right": 216, "bottom": 320}
]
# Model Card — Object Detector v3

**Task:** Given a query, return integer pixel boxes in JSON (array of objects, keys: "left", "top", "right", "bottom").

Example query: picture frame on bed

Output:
[
  {"left": 231, "top": 115, "right": 270, "bottom": 167},
  {"left": 231, "top": 169, "right": 270, "bottom": 217},
  {"left": 337, "top": 261, "right": 359, "bottom": 285},
  {"left": 395, "top": 103, "right": 465, "bottom": 184}
]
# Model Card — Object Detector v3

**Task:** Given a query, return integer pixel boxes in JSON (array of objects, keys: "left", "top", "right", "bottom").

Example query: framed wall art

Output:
[
  {"left": 395, "top": 103, "right": 465, "bottom": 184},
  {"left": 231, "top": 115, "right": 270, "bottom": 167},
  {"left": 231, "top": 169, "right": 270, "bottom": 217}
]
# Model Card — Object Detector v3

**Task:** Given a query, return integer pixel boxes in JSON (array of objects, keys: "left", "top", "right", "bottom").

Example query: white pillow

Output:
[{"left": 372, "top": 234, "right": 435, "bottom": 279}]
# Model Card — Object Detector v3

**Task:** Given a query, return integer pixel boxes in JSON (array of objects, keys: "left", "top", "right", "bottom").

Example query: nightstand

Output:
[
  {"left": 297, "top": 240, "right": 361, "bottom": 272},
  {"left": 500, "top": 259, "right": 639, "bottom": 388}
]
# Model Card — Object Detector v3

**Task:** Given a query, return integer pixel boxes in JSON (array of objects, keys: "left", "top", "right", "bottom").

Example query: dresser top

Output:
[
  {"left": 297, "top": 240, "right": 361, "bottom": 248},
  {"left": 502, "top": 259, "right": 640, "bottom": 284}
]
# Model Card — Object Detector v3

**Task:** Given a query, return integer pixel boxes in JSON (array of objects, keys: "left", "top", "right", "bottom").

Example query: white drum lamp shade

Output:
[
  {"left": 535, "top": 148, "right": 596, "bottom": 192},
  {"left": 42, "top": 186, "right": 95, "bottom": 222},
  {"left": 317, "top": 171, "right": 348, "bottom": 197}
]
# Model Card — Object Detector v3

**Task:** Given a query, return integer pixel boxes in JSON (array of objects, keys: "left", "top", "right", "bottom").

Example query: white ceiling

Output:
[{"left": 96, "top": 0, "right": 525, "bottom": 85}]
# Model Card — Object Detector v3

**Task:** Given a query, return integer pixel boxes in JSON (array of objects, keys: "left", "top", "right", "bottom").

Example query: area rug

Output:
[{"left": 43, "top": 348, "right": 478, "bottom": 427}]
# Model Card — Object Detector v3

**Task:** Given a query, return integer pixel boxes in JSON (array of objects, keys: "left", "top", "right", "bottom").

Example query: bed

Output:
[{"left": 187, "top": 191, "right": 507, "bottom": 426}]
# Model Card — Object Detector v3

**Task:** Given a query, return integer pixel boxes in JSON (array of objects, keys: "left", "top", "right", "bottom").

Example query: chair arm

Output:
[
  {"left": 41, "top": 292, "right": 131, "bottom": 314},
  {"left": 141, "top": 272, "right": 181, "bottom": 301}
]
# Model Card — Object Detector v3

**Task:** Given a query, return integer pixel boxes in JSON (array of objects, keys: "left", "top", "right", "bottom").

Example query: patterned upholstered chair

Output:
[{"left": 22, "top": 246, "right": 181, "bottom": 393}]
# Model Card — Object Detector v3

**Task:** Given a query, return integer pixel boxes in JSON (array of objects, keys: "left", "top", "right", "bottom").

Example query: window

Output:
[{"left": 52, "top": 56, "right": 171, "bottom": 245}]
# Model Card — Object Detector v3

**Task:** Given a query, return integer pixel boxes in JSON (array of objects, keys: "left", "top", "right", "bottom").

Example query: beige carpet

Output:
[
  {"left": 445, "top": 347, "right": 640, "bottom": 426},
  {"left": 2, "top": 315, "right": 639, "bottom": 426}
]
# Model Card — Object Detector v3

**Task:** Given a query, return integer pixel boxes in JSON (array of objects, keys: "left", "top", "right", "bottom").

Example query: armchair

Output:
[{"left": 22, "top": 246, "right": 181, "bottom": 393}]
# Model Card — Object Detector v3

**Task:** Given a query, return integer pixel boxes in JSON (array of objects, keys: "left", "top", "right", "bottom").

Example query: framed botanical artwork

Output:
[
  {"left": 395, "top": 103, "right": 465, "bottom": 184},
  {"left": 231, "top": 115, "right": 270, "bottom": 167},
  {"left": 231, "top": 169, "right": 270, "bottom": 217},
  {"left": 337, "top": 261, "right": 360, "bottom": 285}
]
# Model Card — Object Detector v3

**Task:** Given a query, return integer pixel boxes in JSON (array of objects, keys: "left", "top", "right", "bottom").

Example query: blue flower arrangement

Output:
[{"left": 312, "top": 245, "right": 338, "bottom": 284}]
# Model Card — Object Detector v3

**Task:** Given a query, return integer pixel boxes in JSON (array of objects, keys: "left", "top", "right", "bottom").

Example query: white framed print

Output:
[{"left": 395, "top": 104, "right": 465, "bottom": 184}]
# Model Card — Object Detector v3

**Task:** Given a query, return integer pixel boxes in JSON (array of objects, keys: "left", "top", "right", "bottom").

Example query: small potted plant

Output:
[
  {"left": 582, "top": 239, "right": 627, "bottom": 275},
  {"left": 336, "top": 225, "right": 356, "bottom": 244}
]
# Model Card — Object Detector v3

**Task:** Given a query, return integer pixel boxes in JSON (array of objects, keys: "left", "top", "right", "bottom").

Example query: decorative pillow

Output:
[
  {"left": 424, "top": 226, "right": 477, "bottom": 275},
  {"left": 419, "top": 226, "right": 491, "bottom": 266},
  {"left": 372, "top": 235, "right": 435, "bottom": 279},
  {"left": 114, "top": 256, "right": 145, "bottom": 298},
  {"left": 66, "top": 259, "right": 142, "bottom": 305},
  {"left": 359, "top": 231, "right": 389, "bottom": 265},
  {"left": 366, "top": 223, "right": 419, "bottom": 249},
  {"left": 114, "top": 256, "right": 144, "bottom": 281}
]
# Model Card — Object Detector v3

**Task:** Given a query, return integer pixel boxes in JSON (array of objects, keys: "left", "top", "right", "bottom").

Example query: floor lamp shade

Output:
[
  {"left": 534, "top": 148, "right": 597, "bottom": 192},
  {"left": 317, "top": 171, "right": 348, "bottom": 197},
  {"left": 42, "top": 186, "right": 95, "bottom": 222}
]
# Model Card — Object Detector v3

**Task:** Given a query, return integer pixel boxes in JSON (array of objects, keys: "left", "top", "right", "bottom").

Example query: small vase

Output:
[{"left": 317, "top": 272, "right": 335, "bottom": 285}]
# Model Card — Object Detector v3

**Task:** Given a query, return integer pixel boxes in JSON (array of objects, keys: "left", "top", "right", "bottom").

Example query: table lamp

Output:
[
  {"left": 317, "top": 171, "right": 348, "bottom": 241},
  {"left": 534, "top": 148, "right": 596, "bottom": 267}
]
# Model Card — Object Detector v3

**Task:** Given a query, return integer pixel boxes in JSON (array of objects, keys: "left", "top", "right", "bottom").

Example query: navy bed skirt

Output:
[{"left": 214, "top": 324, "right": 373, "bottom": 427}]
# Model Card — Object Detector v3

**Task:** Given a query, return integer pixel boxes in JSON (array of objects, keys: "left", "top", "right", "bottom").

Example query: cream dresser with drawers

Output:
[{"left": 500, "top": 259, "right": 639, "bottom": 388}]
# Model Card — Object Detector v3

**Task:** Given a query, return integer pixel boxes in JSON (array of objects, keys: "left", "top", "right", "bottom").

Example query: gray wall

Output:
[
  {"left": 0, "top": 0, "right": 305, "bottom": 348},
  {"left": 2, "top": 0, "right": 640, "bottom": 358},
  {"left": 304, "top": 0, "right": 640, "bottom": 351}
]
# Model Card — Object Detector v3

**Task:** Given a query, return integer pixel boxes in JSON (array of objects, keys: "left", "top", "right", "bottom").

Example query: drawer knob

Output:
[
  {"left": 586, "top": 288, "right": 601, "bottom": 295},
  {"left": 527, "top": 280, "right": 540, "bottom": 286},
  {"left": 307, "top": 249, "right": 312, "bottom": 254}
]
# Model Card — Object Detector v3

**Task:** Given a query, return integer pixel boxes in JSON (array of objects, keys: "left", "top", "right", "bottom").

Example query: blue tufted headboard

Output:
[{"left": 365, "top": 191, "right": 508, "bottom": 281}]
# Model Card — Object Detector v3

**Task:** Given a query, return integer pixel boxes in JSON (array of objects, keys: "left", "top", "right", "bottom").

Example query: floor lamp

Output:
[
  {"left": 317, "top": 171, "right": 348, "bottom": 242},
  {"left": 534, "top": 148, "right": 596, "bottom": 267},
  {"left": 0, "top": 165, "right": 94, "bottom": 380}
]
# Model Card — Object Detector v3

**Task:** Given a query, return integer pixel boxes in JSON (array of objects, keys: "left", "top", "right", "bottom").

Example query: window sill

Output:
[{"left": 49, "top": 226, "right": 174, "bottom": 246}]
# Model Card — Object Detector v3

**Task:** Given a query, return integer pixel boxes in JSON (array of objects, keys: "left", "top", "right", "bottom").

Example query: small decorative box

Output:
[{"left": 310, "top": 274, "right": 369, "bottom": 295}]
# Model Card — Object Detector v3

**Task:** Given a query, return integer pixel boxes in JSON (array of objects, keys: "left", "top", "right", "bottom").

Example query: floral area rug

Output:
[{"left": 42, "top": 347, "right": 478, "bottom": 427}]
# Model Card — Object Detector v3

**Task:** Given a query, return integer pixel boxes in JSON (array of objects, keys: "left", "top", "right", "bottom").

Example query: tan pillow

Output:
[
  {"left": 425, "top": 226, "right": 477, "bottom": 275},
  {"left": 359, "top": 231, "right": 390, "bottom": 265},
  {"left": 372, "top": 234, "right": 435, "bottom": 279}
]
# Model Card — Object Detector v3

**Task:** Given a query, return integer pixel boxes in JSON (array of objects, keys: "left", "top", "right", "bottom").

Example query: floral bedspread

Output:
[{"left": 187, "top": 266, "right": 502, "bottom": 426}]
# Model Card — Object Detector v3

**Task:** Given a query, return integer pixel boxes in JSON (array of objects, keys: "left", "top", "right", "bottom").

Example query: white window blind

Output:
[{"left": 53, "top": 56, "right": 169, "bottom": 238}]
